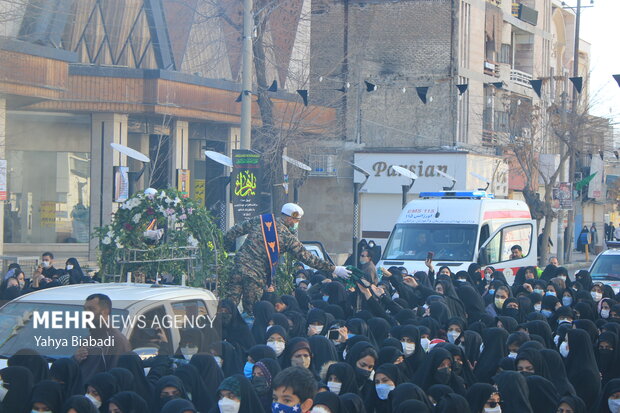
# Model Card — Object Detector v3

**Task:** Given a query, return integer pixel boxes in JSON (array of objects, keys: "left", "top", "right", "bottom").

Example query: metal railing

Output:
[{"left": 510, "top": 69, "right": 533, "bottom": 87}]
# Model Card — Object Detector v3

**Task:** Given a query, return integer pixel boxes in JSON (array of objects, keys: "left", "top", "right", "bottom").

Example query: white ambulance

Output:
[{"left": 376, "top": 191, "right": 537, "bottom": 281}]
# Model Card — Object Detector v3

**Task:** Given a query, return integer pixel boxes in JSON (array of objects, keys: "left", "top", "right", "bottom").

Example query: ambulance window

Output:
[
  {"left": 481, "top": 223, "right": 532, "bottom": 265},
  {"left": 479, "top": 224, "right": 490, "bottom": 248}
]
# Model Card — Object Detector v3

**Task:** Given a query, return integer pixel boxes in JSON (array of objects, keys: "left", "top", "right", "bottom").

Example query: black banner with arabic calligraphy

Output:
[{"left": 232, "top": 149, "right": 268, "bottom": 222}]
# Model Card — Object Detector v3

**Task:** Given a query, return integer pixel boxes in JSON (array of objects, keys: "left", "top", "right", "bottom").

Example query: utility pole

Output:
[
  {"left": 565, "top": 0, "right": 581, "bottom": 263},
  {"left": 240, "top": 0, "right": 253, "bottom": 150}
]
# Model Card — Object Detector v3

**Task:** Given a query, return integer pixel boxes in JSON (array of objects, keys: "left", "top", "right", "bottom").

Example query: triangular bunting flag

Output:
[
  {"left": 296, "top": 89, "right": 308, "bottom": 106},
  {"left": 569, "top": 77, "right": 583, "bottom": 94},
  {"left": 490, "top": 82, "right": 503, "bottom": 89},
  {"left": 416, "top": 86, "right": 429, "bottom": 104},
  {"left": 613, "top": 74, "right": 620, "bottom": 88},
  {"left": 268, "top": 80, "right": 278, "bottom": 92},
  {"left": 365, "top": 81, "right": 377, "bottom": 92},
  {"left": 235, "top": 93, "right": 242, "bottom": 103},
  {"left": 456, "top": 84, "right": 469, "bottom": 95},
  {"left": 529, "top": 79, "right": 543, "bottom": 98}
]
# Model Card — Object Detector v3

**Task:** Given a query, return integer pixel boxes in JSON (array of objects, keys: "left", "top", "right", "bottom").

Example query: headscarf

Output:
[
  {"left": 597, "top": 331, "right": 620, "bottom": 385},
  {"left": 556, "top": 395, "right": 587, "bottom": 413},
  {"left": 463, "top": 330, "right": 483, "bottom": 365},
  {"left": 411, "top": 347, "right": 464, "bottom": 395},
  {"left": 427, "top": 384, "right": 453, "bottom": 405},
  {"left": 65, "top": 257, "right": 86, "bottom": 284},
  {"left": 493, "top": 370, "right": 533, "bottom": 413},
  {"left": 365, "top": 363, "right": 407, "bottom": 412},
  {"left": 208, "top": 341, "right": 244, "bottom": 377},
  {"left": 252, "top": 301, "right": 275, "bottom": 344},
  {"left": 173, "top": 364, "right": 212, "bottom": 413},
  {"left": 515, "top": 348, "right": 550, "bottom": 379},
  {"left": 30, "top": 380, "right": 63, "bottom": 413},
  {"left": 60, "top": 395, "right": 99, "bottom": 413},
  {"left": 312, "top": 390, "right": 342, "bottom": 413},
  {"left": 457, "top": 284, "right": 487, "bottom": 321},
  {"left": 389, "top": 382, "right": 434, "bottom": 412},
  {"left": 595, "top": 378, "right": 620, "bottom": 413},
  {"left": 308, "top": 335, "right": 339, "bottom": 372},
  {"left": 8, "top": 348, "right": 49, "bottom": 383},
  {"left": 474, "top": 327, "right": 509, "bottom": 383},
  {"left": 107, "top": 391, "right": 149, "bottom": 413},
  {"left": 524, "top": 320, "right": 553, "bottom": 348},
  {"left": 466, "top": 382, "right": 496, "bottom": 413},
  {"left": 85, "top": 372, "right": 118, "bottom": 413},
  {"left": 189, "top": 353, "right": 224, "bottom": 397},
  {"left": 434, "top": 393, "right": 472, "bottom": 413},
  {"left": 525, "top": 375, "right": 559, "bottom": 412},
  {"left": 326, "top": 363, "right": 359, "bottom": 395},
  {"left": 565, "top": 328, "right": 602, "bottom": 407},
  {"left": 49, "top": 357, "right": 83, "bottom": 399},
  {"left": 151, "top": 375, "right": 187, "bottom": 413},
  {"left": 540, "top": 349, "right": 576, "bottom": 397},
  {"left": 215, "top": 374, "right": 264, "bottom": 413},
  {"left": 574, "top": 319, "right": 600, "bottom": 345},
  {"left": 339, "top": 393, "right": 367, "bottom": 413},
  {"left": 394, "top": 324, "right": 426, "bottom": 376},
  {"left": 0, "top": 366, "right": 33, "bottom": 413},
  {"left": 281, "top": 337, "right": 313, "bottom": 370},
  {"left": 306, "top": 308, "right": 330, "bottom": 336},
  {"left": 435, "top": 342, "right": 477, "bottom": 387},
  {"left": 218, "top": 299, "right": 255, "bottom": 354},
  {"left": 344, "top": 341, "right": 377, "bottom": 389},
  {"left": 109, "top": 368, "right": 134, "bottom": 393},
  {"left": 116, "top": 352, "right": 152, "bottom": 403},
  {"left": 392, "top": 400, "right": 431, "bottom": 413},
  {"left": 160, "top": 399, "right": 197, "bottom": 413},
  {"left": 366, "top": 318, "right": 391, "bottom": 344}
]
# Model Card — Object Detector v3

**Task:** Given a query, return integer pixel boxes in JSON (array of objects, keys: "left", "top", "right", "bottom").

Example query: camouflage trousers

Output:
[{"left": 228, "top": 264, "right": 267, "bottom": 315}]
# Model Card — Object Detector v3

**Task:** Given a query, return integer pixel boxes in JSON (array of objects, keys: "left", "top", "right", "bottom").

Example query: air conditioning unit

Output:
[{"left": 308, "top": 154, "right": 338, "bottom": 177}]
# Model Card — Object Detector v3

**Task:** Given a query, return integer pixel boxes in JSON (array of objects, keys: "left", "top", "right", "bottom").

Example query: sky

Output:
[{"left": 577, "top": 0, "right": 620, "bottom": 127}]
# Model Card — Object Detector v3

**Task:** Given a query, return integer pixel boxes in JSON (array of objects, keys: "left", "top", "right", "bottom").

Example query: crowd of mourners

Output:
[{"left": 2, "top": 248, "right": 620, "bottom": 413}]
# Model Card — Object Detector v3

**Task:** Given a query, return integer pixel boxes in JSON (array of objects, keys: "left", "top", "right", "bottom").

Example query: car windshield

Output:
[
  {"left": 0, "top": 302, "right": 128, "bottom": 359},
  {"left": 383, "top": 224, "right": 478, "bottom": 261},
  {"left": 590, "top": 255, "right": 620, "bottom": 280}
]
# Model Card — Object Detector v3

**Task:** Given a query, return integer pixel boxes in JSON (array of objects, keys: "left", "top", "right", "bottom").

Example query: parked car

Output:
[
  {"left": 588, "top": 249, "right": 620, "bottom": 293},
  {"left": 301, "top": 241, "right": 334, "bottom": 269},
  {"left": 0, "top": 283, "right": 218, "bottom": 364}
]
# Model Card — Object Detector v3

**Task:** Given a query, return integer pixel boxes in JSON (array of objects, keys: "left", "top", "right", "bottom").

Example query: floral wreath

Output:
[{"left": 94, "top": 188, "right": 230, "bottom": 286}]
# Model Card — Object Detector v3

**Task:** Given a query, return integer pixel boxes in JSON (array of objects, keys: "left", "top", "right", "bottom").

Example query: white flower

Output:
[
  {"left": 187, "top": 234, "right": 199, "bottom": 247},
  {"left": 158, "top": 191, "right": 167, "bottom": 200},
  {"left": 102, "top": 237, "right": 112, "bottom": 245},
  {"left": 164, "top": 197, "right": 172, "bottom": 204},
  {"left": 115, "top": 240, "right": 123, "bottom": 248},
  {"left": 106, "top": 230, "right": 114, "bottom": 238},
  {"left": 173, "top": 197, "right": 181, "bottom": 206},
  {"left": 132, "top": 213, "right": 141, "bottom": 223}
]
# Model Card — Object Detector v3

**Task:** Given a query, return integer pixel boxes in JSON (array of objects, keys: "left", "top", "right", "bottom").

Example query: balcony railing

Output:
[
  {"left": 484, "top": 60, "right": 500, "bottom": 77},
  {"left": 482, "top": 130, "right": 498, "bottom": 147},
  {"left": 510, "top": 69, "right": 532, "bottom": 87}
]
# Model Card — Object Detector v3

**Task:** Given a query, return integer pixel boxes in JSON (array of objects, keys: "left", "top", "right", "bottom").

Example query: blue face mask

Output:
[
  {"left": 541, "top": 309, "right": 553, "bottom": 318},
  {"left": 562, "top": 296, "right": 573, "bottom": 306},
  {"left": 488, "top": 289, "right": 495, "bottom": 295},
  {"left": 545, "top": 291, "right": 557, "bottom": 297},
  {"left": 272, "top": 402, "right": 301, "bottom": 413},
  {"left": 322, "top": 295, "right": 330, "bottom": 302},
  {"left": 244, "top": 361, "right": 254, "bottom": 378},
  {"left": 347, "top": 333, "right": 356, "bottom": 340}
]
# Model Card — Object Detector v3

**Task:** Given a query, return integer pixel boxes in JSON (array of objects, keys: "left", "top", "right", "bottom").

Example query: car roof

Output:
[
  {"left": 13, "top": 283, "right": 217, "bottom": 308},
  {"left": 599, "top": 249, "right": 620, "bottom": 256}
]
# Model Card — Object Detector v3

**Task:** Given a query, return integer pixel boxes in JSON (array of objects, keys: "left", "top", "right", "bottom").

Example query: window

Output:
[
  {"left": 5, "top": 151, "right": 90, "bottom": 243},
  {"left": 498, "top": 44, "right": 512, "bottom": 65},
  {"left": 384, "top": 224, "right": 478, "bottom": 261},
  {"left": 129, "top": 305, "right": 172, "bottom": 354},
  {"left": 481, "top": 223, "right": 533, "bottom": 265}
]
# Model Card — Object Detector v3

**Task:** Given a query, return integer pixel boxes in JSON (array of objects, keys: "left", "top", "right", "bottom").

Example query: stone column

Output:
[
  {"left": 89, "top": 113, "right": 128, "bottom": 261},
  {"left": 169, "top": 120, "right": 189, "bottom": 190}
]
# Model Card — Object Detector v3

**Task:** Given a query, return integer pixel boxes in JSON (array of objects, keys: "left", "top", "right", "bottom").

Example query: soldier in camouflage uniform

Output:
[{"left": 224, "top": 203, "right": 351, "bottom": 313}]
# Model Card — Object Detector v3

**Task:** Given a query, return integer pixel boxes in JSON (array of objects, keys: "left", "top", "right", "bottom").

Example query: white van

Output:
[{"left": 376, "top": 191, "right": 537, "bottom": 280}]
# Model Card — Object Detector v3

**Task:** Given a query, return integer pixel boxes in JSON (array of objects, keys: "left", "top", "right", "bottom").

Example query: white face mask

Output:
[
  {"left": 327, "top": 381, "right": 342, "bottom": 395},
  {"left": 85, "top": 393, "right": 102, "bottom": 409},
  {"left": 608, "top": 398, "right": 620, "bottom": 413},
  {"left": 311, "top": 407, "right": 331, "bottom": 413},
  {"left": 180, "top": 346, "right": 198, "bottom": 359},
  {"left": 0, "top": 381, "right": 7, "bottom": 402},
  {"left": 591, "top": 291, "right": 603, "bottom": 302},
  {"left": 420, "top": 338, "right": 430, "bottom": 352},
  {"left": 267, "top": 341, "right": 285, "bottom": 357},
  {"left": 401, "top": 341, "right": 415, "bottom": 356},
  {"left": 508, "top": 352, "right": 517, "bottom": 359},
  {"left": 447, "top": 330, "right": 460, "bottom": 344},
  {"left": 375, "top": 383, "right": 395, "bottom": 400},
  {"left": 308, "top": 324, "right": 324, "bottom": 335},
  {"left": 484, "top": 406, "right": 502, "bottom": 413},
  {"left": 218, "top": 397, "right": 241, "bottom": 413},
  {"left": 295, "top": 277, "right": 305, "bottom": 285},
  {"left": 559, "top": 341, "right": 569, "bottom": 358},
  {"left": 534, "top": 304, "right": 542, "bottom": 312},
  {"left": 42, "top": 261, "right": 51, "bottom": 268},
  {"left": 214, "top": 356, "right": 223, "bottom": 368},
  {"left": 601, "top": 309, "right": 610, "bottom": 319},
  {"left": 66, "top": 264, "right": 74, "bottom": 270}
]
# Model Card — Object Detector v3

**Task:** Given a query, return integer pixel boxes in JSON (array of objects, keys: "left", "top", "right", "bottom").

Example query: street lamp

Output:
[
  {"left": 205, "top": 151, "right": 233, "bottom": 231},
  {"left": 110, "top": 143, "right": 151, "bottom": 196},
  {"left": 391, "top": 165, "right": 418, "bottom": 208},
  {"left": 347, "top": 161, "right": 371, "bottom": 267},
  {"left": 436, "top": 169, "right": 457, "bottom": 191},
  {"left": 470, "top": 172, "right": 491, "bottom": 191},
  {"left": 282, "top": 155, "right": 312, "bottom": 203}
]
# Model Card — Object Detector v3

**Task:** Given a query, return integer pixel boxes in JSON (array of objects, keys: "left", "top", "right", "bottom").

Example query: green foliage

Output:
[{"left": 94, "top": 188, "right": 231, "bottom": 287}]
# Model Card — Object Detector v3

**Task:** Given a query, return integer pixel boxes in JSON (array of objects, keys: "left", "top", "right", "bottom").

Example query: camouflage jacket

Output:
[{"left": 224, "top": 216, "right": 335, "bottom": 274}]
